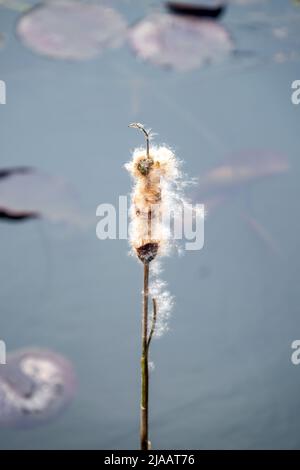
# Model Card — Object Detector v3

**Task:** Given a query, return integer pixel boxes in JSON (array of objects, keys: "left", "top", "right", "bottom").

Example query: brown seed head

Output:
[{"left": 136, "top": 242, "right": 159, "bottom": 264}]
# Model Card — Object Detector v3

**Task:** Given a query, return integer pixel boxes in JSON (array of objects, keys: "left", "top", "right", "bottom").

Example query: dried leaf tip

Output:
[{"left": 129, "top": 122, "right": 151, "bottom": 161}]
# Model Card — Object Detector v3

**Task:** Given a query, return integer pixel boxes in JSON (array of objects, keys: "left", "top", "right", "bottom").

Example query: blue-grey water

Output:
[{"left": 0, "top": 0, "right": 300, "bottom": 449}]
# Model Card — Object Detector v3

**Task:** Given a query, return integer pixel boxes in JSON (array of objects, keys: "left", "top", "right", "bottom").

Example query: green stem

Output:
[{"left": 140, "top": 262, "right": 149, "bottom": 450}]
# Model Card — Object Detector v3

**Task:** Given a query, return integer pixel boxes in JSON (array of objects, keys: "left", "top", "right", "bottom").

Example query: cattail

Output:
[
  {"left": 126, "top": 124, "right": 182, "bottom": 263},
  {"left": 126, "top": 123, "right": 184, "bottom": 450}
]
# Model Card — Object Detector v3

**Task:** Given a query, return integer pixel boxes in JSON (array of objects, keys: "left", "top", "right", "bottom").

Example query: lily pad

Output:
[
  {"left": 195, "top": 150, "right": 289, "bottom": 254},
  {"left": 16, "top": 0, "right": 127, "bottom": 60},
  {"left": 0, "top": 167, "right": 88, "bottom": 226},
  {"left": 198, "top": 150, "right": 289, "bottom": 196},
  {"left": 166, "top": 2, "right": 226, "bottom": 19},
  {"left": 128, "top": 13, "right": 233, "bottom": 71},
  {"left": 0, "top": 348, "right": 76, "bottom": 427}
]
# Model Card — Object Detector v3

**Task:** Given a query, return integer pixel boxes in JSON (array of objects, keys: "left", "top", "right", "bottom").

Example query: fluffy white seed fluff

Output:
[
  {"left": 125, "top": 142, "right": 191, "bottom": 338},
  {"left": 125, "top": 145, "right": 184, "bottom": 256}
]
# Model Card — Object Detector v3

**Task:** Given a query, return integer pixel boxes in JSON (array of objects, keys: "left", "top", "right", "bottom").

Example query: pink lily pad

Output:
[
  {"left": 16, "top": 0, "right": 127, "bottom": 60},
  {"left": 199, "top": 150, "right": 289, "bottom": 196},
  {"left": 0, "top": 348, "right": 76, "bottom": 427},
  {"left": 0, "top": 167, "right": 88, "bottom": 226},
  {"left": 128, "top": 13, "right": 234, "bottom": 71}
]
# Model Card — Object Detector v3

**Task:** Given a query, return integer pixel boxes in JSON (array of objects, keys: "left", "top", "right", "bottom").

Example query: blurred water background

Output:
[{"left": 0, "top": 0, "right": 300, "bottom": 449}]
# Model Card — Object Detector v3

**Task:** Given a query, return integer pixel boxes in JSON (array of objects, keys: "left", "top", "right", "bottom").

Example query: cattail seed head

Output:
[
  {"left": 126, "top": 123, "right": 193, "bottom": 338},
  {"left": 136, "top": 156, "right": 154, "bottom": 176},
  {"left": 126, "top": 143, "right": 181, "bottom": 262}
]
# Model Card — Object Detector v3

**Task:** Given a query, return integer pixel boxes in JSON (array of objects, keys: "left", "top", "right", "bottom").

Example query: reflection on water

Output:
[
  {"left": 0, "top": 0, "right": 300, "bottom": 450},
  {"left": 0, "top": 348, "right": 76, "bottom": 427}
]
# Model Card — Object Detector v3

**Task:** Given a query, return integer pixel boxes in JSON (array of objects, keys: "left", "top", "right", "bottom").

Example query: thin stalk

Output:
[
  {"left": 129, "top": 122, "right": 155, "bottom": 450},
  {"left": 140, "top": 261, "right": 149, "bottom": 450},
  {"left": 141, "top": 203, "right": 154, "bottom": 450},
  {"left": 147, "top": 298, "right": 157, "bottom": 349}
]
